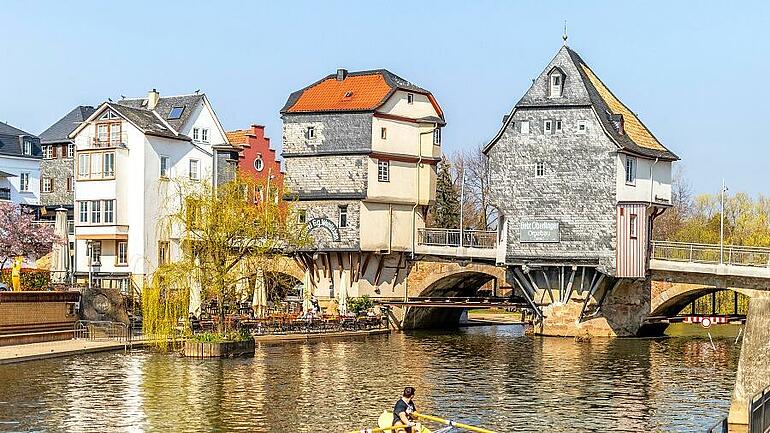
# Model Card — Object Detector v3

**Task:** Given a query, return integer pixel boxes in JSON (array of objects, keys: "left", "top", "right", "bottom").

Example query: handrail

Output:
[
  {"left": 653, "top": 240, "right": 770, "bottom": 252},
  {"left": 418, "top": 228, "right": 497, "bottom": 249},
  {"left": 74, "top": 320, "right": 130, "bottom": 351},
  {"left": 651, "top": 240, "right": 770, "bottom": 268}
]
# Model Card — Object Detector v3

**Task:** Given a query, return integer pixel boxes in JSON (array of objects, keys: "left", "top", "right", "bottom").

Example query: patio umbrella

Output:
[
  {"left": 338, "top": 270, "right": 349, "bottom": 315},
  {"left": 50, "top": 208, "right": 69, "bottom": 283},
  {"left": 189, "top": 257, "right": 202, "bottom": 319},
  {"left": 302, "top": 271, "right": 312, "bottom": 313},
  {"left": 252, "top": 268, "right": 268, "bottom": 318}
]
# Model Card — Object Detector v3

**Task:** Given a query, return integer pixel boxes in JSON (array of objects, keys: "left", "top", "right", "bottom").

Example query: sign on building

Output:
[
  {"left": 307, "top": 217, "right": 341, "bottom": 242},
  {"left": 520, "top": 220, "right": 560, "bottom": 243}
]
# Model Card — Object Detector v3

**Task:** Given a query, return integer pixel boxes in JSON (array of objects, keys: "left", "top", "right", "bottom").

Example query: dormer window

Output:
[
  {"left": 548, "top": 68, "right": 565, "bottom": 98},
  {"left": 407, "top": 93, "right": 414, "bottom": 104},
  {"left": 344, "top": 91, "right": 353, "bottom": 98},
  {"left": 306, "top": 126, "right": 315, "bottom": 139}
]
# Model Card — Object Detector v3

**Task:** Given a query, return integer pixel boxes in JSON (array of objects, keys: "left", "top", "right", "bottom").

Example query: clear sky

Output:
[{"left": 1, "top": 1, "right": 768, "bottom": 196}]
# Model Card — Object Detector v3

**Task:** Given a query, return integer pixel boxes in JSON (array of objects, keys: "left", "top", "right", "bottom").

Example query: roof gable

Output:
[
  {"left": 0, "top": 121, "right": 40, "bottom": 158},
  {"left": 39, "top": 105, "right": 96, "bottom": 144},
  {"left": 117, "top": 94, "right": 203, "bottom": 131}
]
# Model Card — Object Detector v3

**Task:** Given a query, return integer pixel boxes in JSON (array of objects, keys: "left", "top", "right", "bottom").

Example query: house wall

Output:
[
  {"left": 40, "top": 143, "right": 74, "bottom": 206},
  {"left": 282, "top": 113, "right": 372, "bottom": 155},
  {"left": 487, "top": 106, "right": 619, "bottom": 274},
  {"left": 616, "top": 154, "right": 673, "bottom": 204},
  {"left": 0, "top": 155, "right": 40, "bottom": 205},
  {"left": 237, "top": 126, "right": 283, "bottom": 183}
]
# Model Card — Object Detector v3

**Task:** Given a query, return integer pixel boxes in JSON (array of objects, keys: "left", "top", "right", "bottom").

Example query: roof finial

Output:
[{"left": 562, "top": 20, "right": 568, "bottom": 45}]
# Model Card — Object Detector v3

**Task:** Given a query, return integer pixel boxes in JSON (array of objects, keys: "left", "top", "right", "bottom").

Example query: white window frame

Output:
[
  {"left": 103, "top": 200, "right": 114, "bottom": 224},
  {"left": 378, "top": 160, "right": 390, "bottom": 182},
  {"left": 189, "top": 159, "right": 200, "bottom": 181},
  {"left": 42, "top": 177, "right": 52, "bottom": 193},
  {"left": 549, "top": 73, "right": 563, "bottom": 98},
  {"left": 90, "top": 200, "right": 101, "bottom": 224},
  {"left": 625, "top": 155, "right": 637, "bottom": 185},
  {"left": 306, "top": 126, "right": 315, "bottom": 139},
  {"left": 19, "top": 172, "right": 30, "bottom": 191},
  {"left": 103, "top": 152, "right": 115, "bottom": 177},
  {"left": 22, "top": 140, "right": 32, "bottom": 155},
  {"left": 338, "top": 205, "right": 348, "bottom": 228},
  {"left": 555, "top": 120, "right": 562, "bottom": 132},
  {"left": 433, "top": 128, "right": 441, "bottom": 145},
  {"left": 117, "top": 241, "right": 128, "bottom": 265},
  {"left": 67, "top": 143, "right": 74, "bottom": 158},
  {"left": 201, "top": 128, "right": 209, "bottom": 143},
  {"left": 629, "top": 214, "right": 638, "bottom": 239},
  {"left": 192, "top": 128, "right": 200, "bottom": 141},
  {"left": 535, "top": 162, "right": 545, "bottom": 177},
  {"left": 160, "top": 155, "right": 170, "bottom": 178},
  {"left": 577, "top": 120, "right": 587, "bottom": 134},
  {"left": 79, "top": 201, "right": 88, "bottom": 223},
  {"left": 544, "top": 120, "right": 553, "bottom": 134},
  {"left": 43, "top": 145, "right": 52, "bottom": 159},
  {"left": 254, "top": 157, "right": 264, "bottom": 172},
  {"left": 520, "top": 121, "right": 530, "bottom": 134}
]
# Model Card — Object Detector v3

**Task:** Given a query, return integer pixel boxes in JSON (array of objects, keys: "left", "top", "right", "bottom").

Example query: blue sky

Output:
[{"left": 1, "top": 1, "right": 768, "bottom": 196}]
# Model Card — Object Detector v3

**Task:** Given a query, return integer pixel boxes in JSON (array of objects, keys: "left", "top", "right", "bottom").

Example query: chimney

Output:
[
  {"left": 336, "top": 69, "right": 348, "bottom": 81},
  {"left": 147, "top": 88, "right": 160, "bottom": 110}
]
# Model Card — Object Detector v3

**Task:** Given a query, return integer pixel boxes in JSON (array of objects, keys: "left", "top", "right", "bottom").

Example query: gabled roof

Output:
[
  {"left": 281, "top": 69, "right": 443, "bottom": 118},
  {"left": 117, "top": 94, "right": 203, "bottom": 131},
  {"left": 486, "top": 46, "right": 678, "bottom": 161},
  {"left": 225, "top": 130, "right": 249, "bottom": 148},
  {"left": 0, "top": 121, "right": 40, "bottom": 158},
  {"left": 39, "top": 106, "right": 95, "bottom": 144}
]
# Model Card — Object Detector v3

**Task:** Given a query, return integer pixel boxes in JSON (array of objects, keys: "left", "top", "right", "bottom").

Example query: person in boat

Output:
[{"left": 392, "top": 386, "right": 417, "bottom": 432}]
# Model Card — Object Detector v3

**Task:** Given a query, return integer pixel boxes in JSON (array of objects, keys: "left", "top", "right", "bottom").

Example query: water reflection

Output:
[{"left": 0, "top": 326, "right": 739, "bottom": 432}]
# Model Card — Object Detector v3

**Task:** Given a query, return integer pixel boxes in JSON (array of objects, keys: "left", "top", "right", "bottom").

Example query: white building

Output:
[
  {"left": 0, "top": 121, "right": 41, "bottom": 206},
  {"left": 69, "top": 90, "right": 237, "bottom": 292}
]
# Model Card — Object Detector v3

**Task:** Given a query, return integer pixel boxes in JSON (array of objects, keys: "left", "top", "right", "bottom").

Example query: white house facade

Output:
[
  {"left": 0, "top": 122, "right": 41, "bottom": 206},
  {"left": 69, "top": 90, "right": 237, "bottom": 292}
]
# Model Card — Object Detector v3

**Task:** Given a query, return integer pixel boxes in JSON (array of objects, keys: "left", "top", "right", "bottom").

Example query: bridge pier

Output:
[{"left": 729, "top": 291, "right": 770, "bottom": 426}]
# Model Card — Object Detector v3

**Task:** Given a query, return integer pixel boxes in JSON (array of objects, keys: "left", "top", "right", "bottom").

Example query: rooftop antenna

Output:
[{"left": 562, "top": 20, "right": 568, "bottom": 45}]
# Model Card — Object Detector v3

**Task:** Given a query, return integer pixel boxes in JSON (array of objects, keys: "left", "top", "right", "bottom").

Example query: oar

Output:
[
  {"left": 342, "top": 425, "right": 407, "bottom": 433},
  {"left": 413, "top": 412, "right": 497, "bottom": 433}
]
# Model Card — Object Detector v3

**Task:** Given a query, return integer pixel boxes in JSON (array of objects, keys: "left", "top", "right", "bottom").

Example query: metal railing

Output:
[
  {"left": 417, "top": 228, "right": 497, "bottom": 249},
  {"left": 74, "top": 320, "right": 130, "bottom": 345},
  {"left": 751, "top": 385, "right": 770, "bottom": 433},
  {"left": 90, "top": 133, "right": 128, "bottom": 147},
  {"left": 705, "top": 417, "right": 728, "bottom": 433},
  {"left": 652, "top": 241, "right": 770, "bottom": 268}
]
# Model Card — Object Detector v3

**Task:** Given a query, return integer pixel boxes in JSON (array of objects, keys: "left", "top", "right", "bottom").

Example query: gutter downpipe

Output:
[{"left": 412, "top": 125, "right": 436, "bottom": 259}]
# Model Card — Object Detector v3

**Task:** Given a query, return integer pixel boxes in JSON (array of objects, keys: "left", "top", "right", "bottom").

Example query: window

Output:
[
  {"left": 189, "top": 159, "right": 200, "bottom": 180},
  {"left": 79, "top": 154, "right": 90, "bottom": 178},
  {"left": 192, "top": 128, "right": 199, "bottom": 141},
  {"left": 433, "top": 128, "right": 442, "bottom": 145},
  {"left": 306, "top": 126, "right": 315, "bottom": 139},
  {"left": 160, "top": 156, "right": 169, "bottom": 178},
  {"left": 66, "top": 176, "right": 72, "bottom": 192},
  {"left": 89, "top": 241, "right": 102, "bottom": 266},
  {"left": 549, "top": 72, "right": 563, "bottom": 97},
  {"left": 91, "top": 152, "right": 102, "bottom": 178},
  {"left": 100, "top": 110, "right": 119, "bottom": 120},
  {"left": 167, "top": 106, "right": 184, "bottom": 120},
  {"left": 42, "top": 177, "right": 52, "bottom": 193},
  {"left": 22, "top": 140, "right": 32, "bottom": 155},
  {"left": 97, "top": 124, "right": 109, "bottom": 143},
  {"left": 407, "top": 93, "right": 414, "bottom": 104},
  {"left": 577, "top": 120, "right": 587, "bottom": 134},
  {"left": 555, "top": 120, "right": 562, "bottom": 132},
  {"left": 158, "top": 241, "right": 170, "bottom": 266},
  {"left": 629, "top": 214, "right": 638, "bottom": 239},
  {"left": 625, "top": 155, "right": 637, "bottom": 185},
  {"left": 103, "top": 152, "right": 115, "bottom": 177},
  {"left": 117, "top": 242, "right": 128, "bottom": 265},
  {"left": 43, "top": 145, "right": 52, "bottom": 159},
  {"left": 19, "top": 172, "right": 30, "bottom": 191},
  {"left": 544, "top": 120, "right": 553, "bottom": 134},
  {"left": 378, "top": 160, "right": 390, "bottom": 182},
  {"left": 535, "top": 162, "right": 545, "bottom": 177},
  {"left": 338, "top": 205, "right": 348, "bottom": 228},
  {"left": 254, "top": 156, "right": 264, "bottom": 172},
  {"left": 103, "top": 200, "right": 114, "bottom": 224},
  {"left": 67, "top": 143, "right": 74, "bottom": 158},
  {"left": 520, "top": 121, "right": 530, "bottom": 134},
  {"left": 79, "top": 201, "right": 88, "bottom": 223},
  {"left": 201, "top": 128, "right": 209, "bottom": 143},
  {"left": 298, "top": 209, "right": 307, "bottom": 224},
  {"left": 381, "top": 127, "right": 387, "bottom": 140},
  {"left": 109, "top": 123, "right": 122, "bottom": 145},
  {"left": 90, "top": 200, "right": 101, "bottom": 223}
]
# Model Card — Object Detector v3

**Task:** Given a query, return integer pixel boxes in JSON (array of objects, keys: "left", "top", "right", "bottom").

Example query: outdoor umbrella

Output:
[
  {"left": 302, "top": 271, "right": 312, "bottom": 313},
  {"left": 338, "top": 270, "right": 349, "bottom": 315},
  {"left": 189, "top": 257, "right": 202, "bottom": 319},
  {"left": 252, "top": 268, "right": 268, "bottom": 318},
  {"left": 50, "top": 208, "right": 69, "bottom": 283}
]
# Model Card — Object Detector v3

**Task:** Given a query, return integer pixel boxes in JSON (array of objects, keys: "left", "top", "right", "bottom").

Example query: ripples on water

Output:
[{"left": 0, "top": 325, "right": 739, "bottom": 433}]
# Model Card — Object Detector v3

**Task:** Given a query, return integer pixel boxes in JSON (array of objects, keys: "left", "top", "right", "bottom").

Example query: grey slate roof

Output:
[
  {"left": 106, "top": 103, "right": 181, "bottom": 139},
  {"left": 0, "top": 121, "right": 40, "bottom": 158},
  {"left": 117, "top": 94, "right": 203, "bottom": 131},
  {"left": 39, "top": 106, "right": 95, "bottom": 144}
]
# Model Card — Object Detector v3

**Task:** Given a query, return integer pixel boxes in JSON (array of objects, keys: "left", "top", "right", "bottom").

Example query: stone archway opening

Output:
[
  {"left": 641, "top": 286, "right": 750, "bottom": 336},
  {"left": 402, "top": 270, "right": 499, "bottom": 329}
]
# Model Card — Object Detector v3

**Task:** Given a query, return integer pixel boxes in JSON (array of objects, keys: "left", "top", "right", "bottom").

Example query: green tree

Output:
[{"left": 429, "top": 156, "right": 460, "bottom": 228}]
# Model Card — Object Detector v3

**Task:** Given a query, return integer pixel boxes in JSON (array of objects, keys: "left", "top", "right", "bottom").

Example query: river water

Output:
[{"left": 0, "top": 325, "right": 739, "bottom": 433}]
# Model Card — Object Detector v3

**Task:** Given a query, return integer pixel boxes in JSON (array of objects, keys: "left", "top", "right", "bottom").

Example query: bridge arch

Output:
[
  {"left": 650, "top": 283, "right": 752, "bottom": 318},
  {"left": 401, "top": 260, "right": 506, "bottom": 329}
]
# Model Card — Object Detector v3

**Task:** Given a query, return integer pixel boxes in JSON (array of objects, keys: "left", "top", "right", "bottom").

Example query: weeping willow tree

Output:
[{"left": 142, "top": 172, "right": 309, "bottom": 348}]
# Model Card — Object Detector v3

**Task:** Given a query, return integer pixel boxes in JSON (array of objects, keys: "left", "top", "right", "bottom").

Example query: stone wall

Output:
[
  {"left": 296, "top": 200, "right": 361, "bottom": 249},
  {"left": 40, "top": 157, "right": 73, "bottom": 206},
  {"left": 487, "top": 106, "right": 618, "bottom": 273},
  {"left": 284, "top": 154, "right": 367, "bottom": 197},
  {"left": 281, "top": 113, "right": 372, "bottom": 155}
]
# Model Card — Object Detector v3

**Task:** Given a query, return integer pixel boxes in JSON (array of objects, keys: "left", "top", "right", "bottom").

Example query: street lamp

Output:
[
  {"left": 720, "top": 179, "right": 728, "bottom": 264},
  {"left": 86, "top": 240, "right": 93, "bottom": 290},
  {"left": 459, "top": 164, "right": 466, "bottom": 248}
]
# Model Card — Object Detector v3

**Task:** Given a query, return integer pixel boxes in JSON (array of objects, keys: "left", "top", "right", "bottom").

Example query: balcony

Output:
[
  {"left": 415, "top": 228, "right": 498, "bottom": 259},
  {"left": 87, "top": 134, "right": 128, "bottom": 148}
]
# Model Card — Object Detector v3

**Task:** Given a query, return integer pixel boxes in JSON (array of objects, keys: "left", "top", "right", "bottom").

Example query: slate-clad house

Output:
[
  {"left": 281, "top": 68, "right": 445, "bottom": 309},
  {"left": 38, "top": 106, "right": 95, "bottom": 207},
  {"left": 0, "top": 121, "right": 41, "bottom": 205},
  {"left": 484, "top": 45, "right": 678, "bottom": 278},
  {"left": 68, "top": 90, "right": 238, "bottom": 292}
]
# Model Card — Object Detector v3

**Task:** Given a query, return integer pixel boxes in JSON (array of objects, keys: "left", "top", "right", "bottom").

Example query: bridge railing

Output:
[
  {"left": 417, "top": 228, "right": 497, "bottom": 249},
  {"left": 651, "top": 241, "right": 770, "bottom": 268}
]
